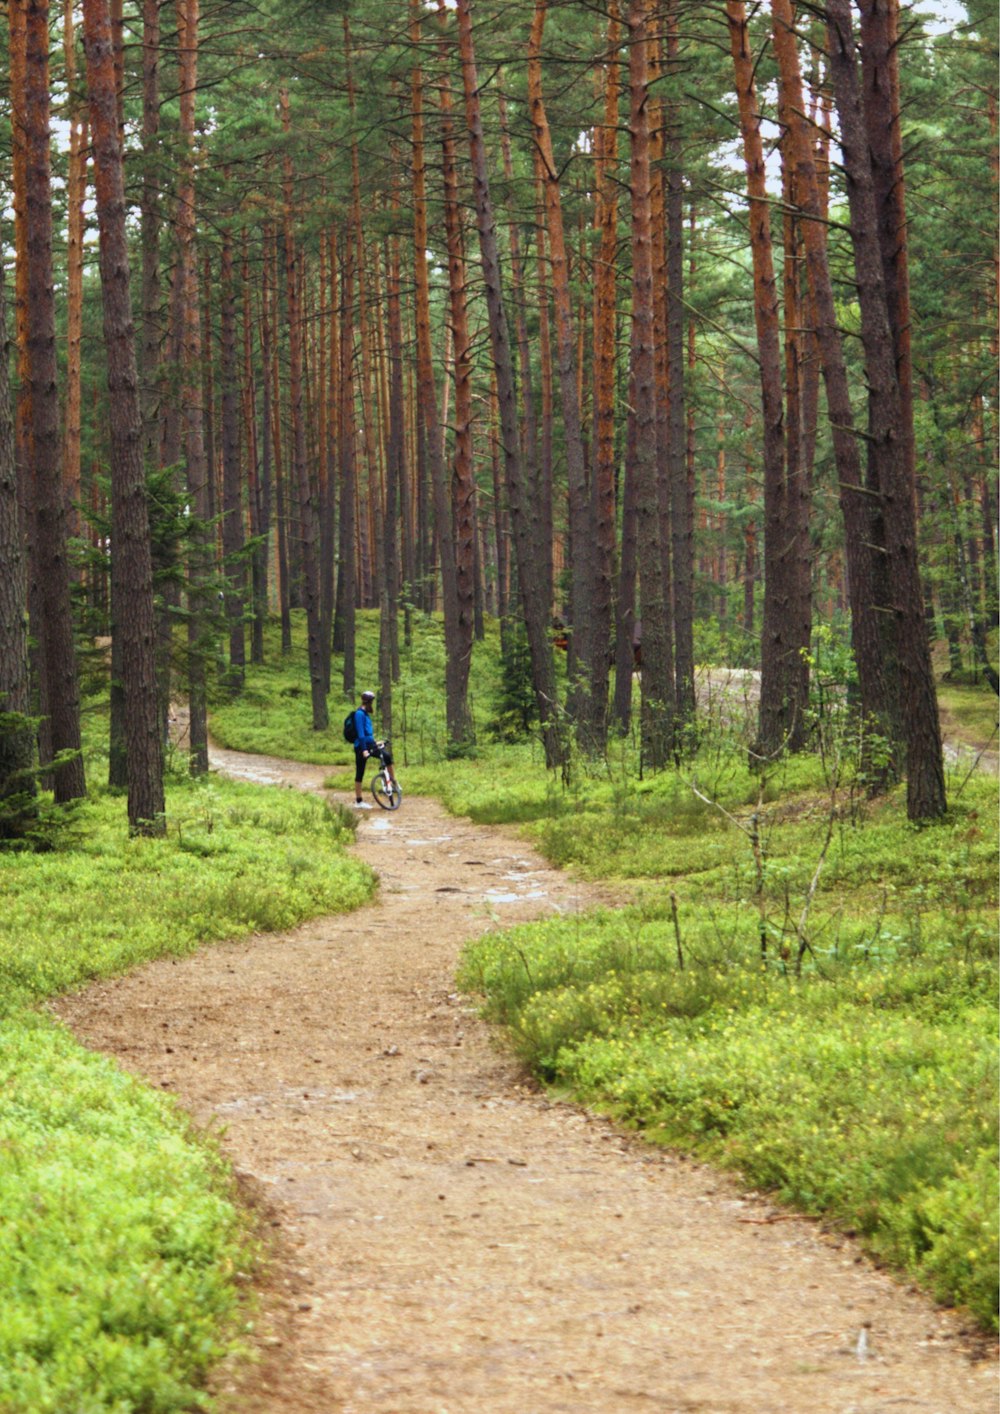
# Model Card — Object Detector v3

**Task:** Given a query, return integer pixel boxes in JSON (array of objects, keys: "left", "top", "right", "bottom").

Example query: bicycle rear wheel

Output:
[{"left": 371, "top": 771, "right": 402, "bottom": 810}]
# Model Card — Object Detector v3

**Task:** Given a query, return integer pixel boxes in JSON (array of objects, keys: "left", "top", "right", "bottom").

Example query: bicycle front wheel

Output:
[{"left": 371, "top": 772, "right": 402, "bottom": 810}]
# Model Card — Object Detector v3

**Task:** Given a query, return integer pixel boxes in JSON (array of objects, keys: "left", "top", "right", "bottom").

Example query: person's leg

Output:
[
  {"left": 354, "top": 749, "right": 367, "bottom": 803},
  {"left": 380, "top": 744, "right": 395, "bottom": 786}
]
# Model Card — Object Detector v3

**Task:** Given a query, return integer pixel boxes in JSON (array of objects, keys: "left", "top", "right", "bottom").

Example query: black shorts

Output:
[{"left": 355, "top": 743, "right": 391, "bottom": 782}]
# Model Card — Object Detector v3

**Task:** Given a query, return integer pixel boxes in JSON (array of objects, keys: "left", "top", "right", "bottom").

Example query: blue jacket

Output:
[{"left": 352, "top": 708, "right": 377, "bottom": 754}]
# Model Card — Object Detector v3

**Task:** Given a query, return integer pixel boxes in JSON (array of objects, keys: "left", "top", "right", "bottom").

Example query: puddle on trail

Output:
[{"left": 484, "top": 887, "right": 550, "bottom": 904}]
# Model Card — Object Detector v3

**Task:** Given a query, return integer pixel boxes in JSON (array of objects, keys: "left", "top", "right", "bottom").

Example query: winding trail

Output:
[{"left": 55, "top": 746, "right": 996, "bottom": 1413}]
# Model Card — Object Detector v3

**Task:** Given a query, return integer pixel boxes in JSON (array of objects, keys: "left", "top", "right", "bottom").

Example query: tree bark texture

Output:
[
  {"left": 456, "top": 0, "right": 565, "bottom": 771},
  {"left": 529, "top": 0, "right": 593, "bottom": 723},
  {"left": 825, "top": 0, "right": 945, "bottom": 818},
  {"left": 0, "top": 262, "right": 37, "bottom": 835},
  {"left": 771, "top": 0, "right": 893, "bottom": 774},
  {"left": 588, "top": 4, "right": 621, "bottom": 749},
  {"left": 83, "top": 0, "right": 165, "bottom": 834},
  {"left": 23, "top": 0, "right": 86, "bottom": 802},
  {"left": 219, "top": 224, "right": 245, "bottom": 688},
  {"left": 439, "top": 51, "right": 475, "bottom": 749},
  {"left": 628, "top": 0, "right": 674, "bottom": 767},
  {"left": 175, "top": 0, "right": 209, "bottom": 775},
  {"left": 727, "top": 0, "right": 808, "bottom": 760},
  {"left": 665, "top": 4, "right": 694, "bottom": 726},
  {"left": 279, "top": 86, "right": 327, "bottom": 729}
]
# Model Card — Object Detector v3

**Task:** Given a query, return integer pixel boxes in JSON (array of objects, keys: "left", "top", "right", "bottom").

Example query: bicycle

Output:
[{"left": 370, "top": 740, "right": 402, "bottom": 811}]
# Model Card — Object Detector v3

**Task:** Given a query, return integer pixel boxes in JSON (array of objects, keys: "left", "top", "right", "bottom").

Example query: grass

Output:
[
  {"left": 1, "top": 1015, "right": 247, "bottom": 1414},
  {"left": 0, "top": 754, "right": 375, "bottom": 1413}
]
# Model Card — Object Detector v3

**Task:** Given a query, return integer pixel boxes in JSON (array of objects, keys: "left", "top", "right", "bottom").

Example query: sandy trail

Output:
[{"left": 55, "top": 745, "right": 996, "bottom": 1413}]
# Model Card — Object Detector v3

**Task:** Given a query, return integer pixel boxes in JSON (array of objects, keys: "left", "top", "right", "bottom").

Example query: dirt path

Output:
[{"left": 55, "top": 747, "right": 996, "bottom": 1413}]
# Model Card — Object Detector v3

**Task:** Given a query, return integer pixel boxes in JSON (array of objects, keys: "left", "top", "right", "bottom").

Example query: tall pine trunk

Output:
[
  {"left": 825, "top": 0, "right": 944, "bottom": 818},
  {"left": 455, "top": 0, "right": 565, "bottom": 771},
  {"left": 0, "top": 261, "right": 36, "bottom": 836},
  {"left": 84, "top": 0, "right": 164, "bottom": 834},
  {"left": 279, "top": 87, "right": 327, "bottom": 729},
  {"left": 62, "top": 0, "right": 87, "bottom": 549},
  {"left": 175, "top": 0, "right": 209, "bottom": 775},
  {"left": 628, "top": 0, "right": 673, "bottom": 767},
  {"left": 727, "top": 0, "right": 801, "bottom": 760},
  {"left": 439, "top": 47, "right": 475, "bottom": 749},
  {"left": 771, "top": 0, "right": 893, "bottom": 778},
  {"left": 529, "top": 0, "right": 593, "bottom": 725},
  {"left": 219, "top": 224, "right": 245, "bottom": 689},
  {"left": 23, "top": 0, "right": 85, "bottom": 802},
  {"left": 665, "top": 4, "right": 694, "bottom": 726},
  {"left": 588, "top": 5, "right": 620, "bottom": 749}
]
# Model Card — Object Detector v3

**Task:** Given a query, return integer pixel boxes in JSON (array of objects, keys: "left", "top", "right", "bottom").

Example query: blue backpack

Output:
[{"left": 343, "top": 710, "right": 359, "bottom": 744}]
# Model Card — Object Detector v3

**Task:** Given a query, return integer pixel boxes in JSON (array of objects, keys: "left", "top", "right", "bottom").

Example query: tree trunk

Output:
[
  {"left": 0, "top": 258, "right": 37, "bottom": 837},
  {"left": 63, "top": 0, "right": 87, "bottom": 551},
  {"left": 628, "top": 0, "right": 673, "bottom": 768},
  {"left": 439, "top": 47, "right": 475, "bottom": 749},
  {"left": 528, "top": 0, "right": 593, "bottom": 725},
  {"left": 613, "top": 372, "right": 640, "bottom": 736},
  {"left": 320, "top": 230, "right": 338, "bottom": 680},
  {"left": 24, "top": 0, "right": 86, "bottom": 802},
  {"left": 335, "top": 234, "right": 358, "bottom": 696},
  {"left": 279, "top": 88, "right": 326, "bottom": 730},
  {"left": 497, "top": 89, "right": 535, "bottom": 638},
  {"left": 11, "top": 0, "right": 52, "bottom": 785},
  {"left": 175, "top": 0, "right": 209, "bottom": 775},
  {"left": 647, "top": 17, "right": 677, "bottom": 741},
  {"left": 84, "top": 0, "right": 165, "bottom": 834},
  {"left": 219, "top": 223, "right": 245, "bottom": 689},
  {"left": 382, "top": 194, "right": 405, "bottom": 715},
  {"left": 665, "top": 4, "right": 694, "bottom": 726},
  {"left": 727, "top": 0, "right": 802, "bottom": 760},
  {"left": 588, "top": 5, "right": 621, "bottom": 750},
  {"left": 825, "top": 0, "right": 945, "bottom": 817},
  {"left": 532, "top": 151, "right": 556, "bottom": 618},
  {"left": 455, "top": 0, "right": 565, "bottom": 771},
  {"left": 771, "top": 0, "right": 893, "bottom": 778}
]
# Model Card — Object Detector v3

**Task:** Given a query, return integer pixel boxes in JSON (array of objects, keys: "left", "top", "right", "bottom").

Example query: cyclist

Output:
[{"left": 350, "top": 690, "right": 396, "bottom": 807}]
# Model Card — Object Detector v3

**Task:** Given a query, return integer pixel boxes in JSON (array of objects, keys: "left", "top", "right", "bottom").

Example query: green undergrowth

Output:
[
  {"left": 457, "top": 760, "right": 998, "bottom": 1330},
  {"left": 0, "top": 1014, "right": 247, "bottom": 1413},
  {"left": 0, "top": 770, "right": 374, "bottom": 1411}
]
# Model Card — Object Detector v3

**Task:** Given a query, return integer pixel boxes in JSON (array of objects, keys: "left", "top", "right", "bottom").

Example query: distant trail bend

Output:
[{"left": 55, "top": 744, "right": 998, "bottom": 1414}]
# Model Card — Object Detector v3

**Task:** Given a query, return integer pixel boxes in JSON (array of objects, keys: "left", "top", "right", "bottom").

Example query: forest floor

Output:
[{"left": 54, "top": 742, "right": 997, "bottom": 1414}]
